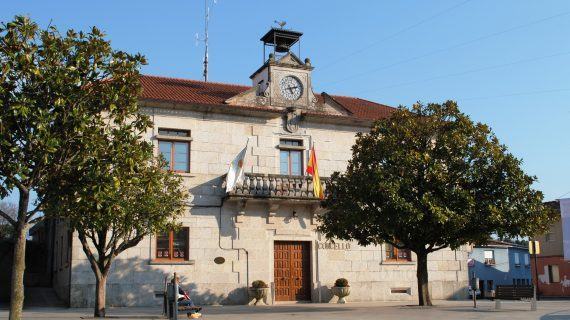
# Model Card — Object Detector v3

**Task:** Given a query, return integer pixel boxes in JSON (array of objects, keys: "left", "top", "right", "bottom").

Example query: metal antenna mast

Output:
[{"left": 196, "top": 0, "right": 216, "bottom": 82}]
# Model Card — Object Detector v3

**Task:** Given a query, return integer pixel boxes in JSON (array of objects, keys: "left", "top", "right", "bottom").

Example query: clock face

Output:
[{"left": 279, "top": 76, "right": 303, "bottom": 100}]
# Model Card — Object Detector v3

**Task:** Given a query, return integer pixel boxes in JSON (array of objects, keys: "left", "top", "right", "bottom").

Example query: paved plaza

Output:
[{"left": 1, "top": 300, "right": 570, "bottom": 320}]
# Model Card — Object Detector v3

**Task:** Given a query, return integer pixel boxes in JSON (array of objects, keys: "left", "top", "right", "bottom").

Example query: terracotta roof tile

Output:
[{"left": 140, "top": 75, "right": 395, "bottom": 121}]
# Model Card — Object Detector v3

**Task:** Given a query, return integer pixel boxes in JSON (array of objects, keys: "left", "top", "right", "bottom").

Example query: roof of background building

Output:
[
  {"left": 139, "top": 75, "right": 395, "bottom": 121},
  {"left": 475, "top": 239, "right": 528, "bottom": 250}
]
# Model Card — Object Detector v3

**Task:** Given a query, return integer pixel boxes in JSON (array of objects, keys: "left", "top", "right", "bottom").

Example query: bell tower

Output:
[
  {"left": 260, "top": 27, "right": 303, "bottom": 61},
  {"left": 249, "top": 27, "right": 317, "bottom": 110}
]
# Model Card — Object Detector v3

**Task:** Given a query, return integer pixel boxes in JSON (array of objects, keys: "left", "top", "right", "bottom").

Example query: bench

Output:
[
  {"left": 163, "top": 273, "right": 202, "bottom": 319},
  {"left": 494, "top": 285, "right": 536, "bottom": 311}
]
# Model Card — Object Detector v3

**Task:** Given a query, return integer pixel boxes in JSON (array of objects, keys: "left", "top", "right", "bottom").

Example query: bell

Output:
[{"left": 276, "top": 44, "right": 290, "bottom": 53}]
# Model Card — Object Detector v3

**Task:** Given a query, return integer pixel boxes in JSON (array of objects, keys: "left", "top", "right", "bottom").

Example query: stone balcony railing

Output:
[{"left": 227, "top": 173, "right": 328, "bottom": 200}]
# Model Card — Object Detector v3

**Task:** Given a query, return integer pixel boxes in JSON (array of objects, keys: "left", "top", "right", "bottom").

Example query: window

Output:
[
  {"left": 484, "top": 250, "right": 495, "bottom": 265},
  {"left": 514, "top": 252, "right": 520, "bottom": 266},
  {"left": 156, "top": 228, "right": 189, "bottom": 261},
  {"left": 487, "top": 280, "right": 494, "bottom": 290},
  {"left": 548, "top": 265, "right": 560, "bottom": 283},
  {"left": 158, "top": 129, "right": 190, "bottom": 172},
  {"left": 279, "top": 139, "right": 303, "bottom": 176},
  {"left": 545, "top": 232, "right": 554, "bottom": 242},
  {"left": 385, "top": 244, "right": 411, "bottom": 262},
  {"left": 524, "top": 254, "right": 530, "bottom": 267}
]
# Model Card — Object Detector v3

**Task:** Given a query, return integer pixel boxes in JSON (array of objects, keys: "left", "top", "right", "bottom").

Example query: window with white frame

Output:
[
  {"left": 279, "top": 139, "right": 304, "bottom": 176},
  {"left": 524, "top": 254, "right": 530, "bottom": 266},
  {"left": 514, "top": 252, "right": 520, "bottom": 266},
  {"left": 484, "top": 250, "right": 495, "bottom": 265}
]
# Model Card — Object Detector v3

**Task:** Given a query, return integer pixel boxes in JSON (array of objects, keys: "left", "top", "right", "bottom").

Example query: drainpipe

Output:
[
  {"left": 216, "top": 198, "right": 249, "bottom": 296},
  {"left": 187, "top": 200, "right": 250, "bottom": 302}
]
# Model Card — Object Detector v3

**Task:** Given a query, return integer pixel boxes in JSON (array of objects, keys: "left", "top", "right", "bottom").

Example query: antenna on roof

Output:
[{"left": 196, "top": 0, "right": 218, "bottom": 82}]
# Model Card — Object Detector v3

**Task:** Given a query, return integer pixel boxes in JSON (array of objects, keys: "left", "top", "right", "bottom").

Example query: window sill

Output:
[
  {"left": 149, "top": 260, "right": 195, "bottom": 266},
  {"left": 174, "top": 172, "right": 194, "bottom": 178},
  {"left": 381, "top": 260, "right": 415, "bottom": 265}
]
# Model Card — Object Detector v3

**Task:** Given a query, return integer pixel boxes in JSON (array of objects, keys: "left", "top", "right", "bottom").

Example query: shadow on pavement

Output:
[
  {"left": 202, "top": 305, "right": 356, "bottom": 315},
  {"left": 540, "top": 309, "right": 570, "bottom": 320}
]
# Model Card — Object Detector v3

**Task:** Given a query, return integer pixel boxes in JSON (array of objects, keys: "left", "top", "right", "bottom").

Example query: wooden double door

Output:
[{"left": 274, "top": 241, "right": 311, "bottom": 301}]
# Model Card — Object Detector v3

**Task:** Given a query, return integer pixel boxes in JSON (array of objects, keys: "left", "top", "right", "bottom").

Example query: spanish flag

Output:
[{"left": 306, "top": 144, "right": 324, "bottom": 199}]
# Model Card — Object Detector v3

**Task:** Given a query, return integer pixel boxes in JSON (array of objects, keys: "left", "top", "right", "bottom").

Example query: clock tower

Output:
[
  {"left": 225, "top": 27, "right": 352, "bottom": 133},
  {"left": 248, "top": 27, "right": 318, "bottom": 110}
]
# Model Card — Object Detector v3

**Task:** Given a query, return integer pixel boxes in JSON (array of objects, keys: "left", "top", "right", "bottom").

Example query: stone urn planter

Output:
[
  {"left": 248, "top": 280, "right": 270, "bottom": 306},
  {"left": 332, "top": 278, "right": 350, "bottom": 304}
]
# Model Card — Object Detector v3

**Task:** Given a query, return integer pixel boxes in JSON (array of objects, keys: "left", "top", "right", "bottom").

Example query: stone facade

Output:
[
  {"left": 55, "top": 106, "right": 469, "bottom": 307},
  {"left": 52, "top": 28, "right": 469, "bottom": 307}
]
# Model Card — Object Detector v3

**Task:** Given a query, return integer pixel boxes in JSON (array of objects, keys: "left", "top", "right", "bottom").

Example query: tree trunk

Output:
[
  {"left": 416, "top": 250, "right": 432, "bottom": 306},
  {"left": 9, "top": 223, "right": 28, "bottom": 320},
  {"left": 9, "top": 191, "right": 29, "bottom": 320},
  {"left": 94, "top": 274, "right": 107, "bottom": 317}
]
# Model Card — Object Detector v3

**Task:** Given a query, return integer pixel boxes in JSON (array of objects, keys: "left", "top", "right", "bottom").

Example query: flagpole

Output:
[{"left": 245, "top": 136, "right": 250, "bottom": 173}]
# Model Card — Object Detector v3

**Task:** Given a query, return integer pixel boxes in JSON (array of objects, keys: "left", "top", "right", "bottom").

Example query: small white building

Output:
[{"left": 52, "top": 28, "right": 469, "bottom": 307}]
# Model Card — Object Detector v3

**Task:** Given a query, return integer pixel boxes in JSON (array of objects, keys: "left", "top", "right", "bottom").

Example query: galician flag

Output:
[
  {"left": 306, "top": 144, "right": 324, "bottom": 199},
  {"left": 225, "top": 139, "right": 249, "bottom": 192}
]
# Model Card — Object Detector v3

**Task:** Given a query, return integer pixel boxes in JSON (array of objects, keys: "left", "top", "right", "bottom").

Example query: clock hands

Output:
[
  {"left": 280, "top": 76, "right": 302, "bottom": 99},
  {"left": 287, "top": 85, "right": 299, "bottom": 94}
]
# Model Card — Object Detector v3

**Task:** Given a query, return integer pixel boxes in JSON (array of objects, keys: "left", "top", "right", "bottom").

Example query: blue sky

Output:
[{"left": 2, "top": 0, "right": 569, "bottom": 202}]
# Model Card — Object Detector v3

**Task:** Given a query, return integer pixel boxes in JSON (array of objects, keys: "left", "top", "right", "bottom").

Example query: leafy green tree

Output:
[
  {"left": 43, "top": 116, "right": 187, "bottom": 317},
  {"left": 318, "top": 101, "right": 557, "bottom": 306},
  {"left": 0, "top": 16, "right": 145, "bottom": 319}
]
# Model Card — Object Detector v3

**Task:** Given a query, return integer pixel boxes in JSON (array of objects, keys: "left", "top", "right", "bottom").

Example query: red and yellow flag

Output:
[{"left": 306, "top": 145, "right": 324, "bottom": 199}]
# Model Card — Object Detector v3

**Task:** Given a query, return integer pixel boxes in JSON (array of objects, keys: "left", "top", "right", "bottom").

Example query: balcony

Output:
[{"left": 226, "top": 173, "right": 328, "bottom": 202}]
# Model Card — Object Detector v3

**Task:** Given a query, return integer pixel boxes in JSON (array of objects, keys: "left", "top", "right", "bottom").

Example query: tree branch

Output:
[
  {"left": 428, "top": 244, "right": 449, "bottom": 253},
  {"left": 115, "top": 232, "right": 145, "bottom": 257},
  {"left": 25, "top": 202, "right": 44, "bottom": 223},
  {"left": 0, "top": 208, "right": 17, "bottom": 226},
  {"left": 27, "top": 215, "right": 45, "bottom": 225},
  {"left": 11, "top": 177, "right": 28, "bottom": 195},
  {"left": 77, "top": 231, "right": 102, "bottom": 279}
]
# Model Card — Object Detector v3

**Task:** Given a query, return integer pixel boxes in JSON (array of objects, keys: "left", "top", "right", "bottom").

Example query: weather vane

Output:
[{"left": 274, "top": 20, "right": 287, "bottom": 29}]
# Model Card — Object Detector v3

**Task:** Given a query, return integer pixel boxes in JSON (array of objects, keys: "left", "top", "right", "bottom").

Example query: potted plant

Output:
[
  {"left": 248, "top": 280, "right": 270, "bottom": 306},
  {"left": 331, "top": 278, "right": 350, "bottom": 304}
]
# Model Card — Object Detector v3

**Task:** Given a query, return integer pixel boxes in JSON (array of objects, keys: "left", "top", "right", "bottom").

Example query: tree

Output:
[
  {"left": 318, "top": 101, "right": 557, "bottom": 306},
  {"left": 42, "top": 116, "right": 187, "bottom": 317},
  {"left": 0, "top": 16, "right": 145, "bottom": 319}
]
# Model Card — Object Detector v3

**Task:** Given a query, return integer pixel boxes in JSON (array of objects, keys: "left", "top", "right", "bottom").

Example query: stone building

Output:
[{"left": 52, "top": 28, "right": 469, "bottom": 307}]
